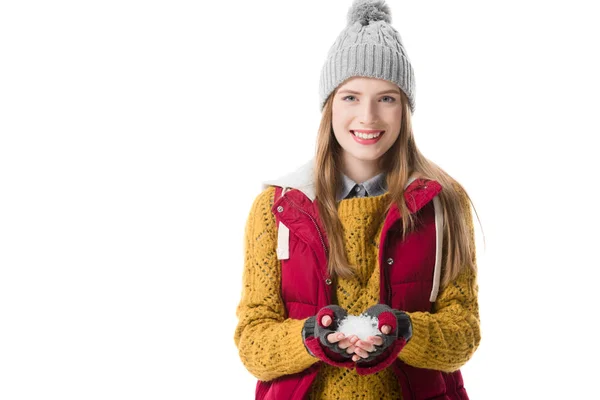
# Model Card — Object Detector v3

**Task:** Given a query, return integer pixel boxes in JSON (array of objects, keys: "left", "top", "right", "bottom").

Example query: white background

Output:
[{"left": 1, "top": 1, "right": 599, "bottom": 399}]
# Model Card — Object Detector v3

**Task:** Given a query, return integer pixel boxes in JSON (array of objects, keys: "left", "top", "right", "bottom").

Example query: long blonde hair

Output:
[{"left": 314, "top": 87, "right": 482, "bottom": 289}]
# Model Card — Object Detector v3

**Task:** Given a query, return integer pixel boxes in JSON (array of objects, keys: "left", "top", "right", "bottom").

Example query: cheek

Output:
[
  {"left": 385, "top": 129, "right": 401, "bottom": 146},
  {"left": 332, "top": 127, "right": 349, "bottom": 143},
  {"left": 332, "top": 105, "right": 352, "bottom": 123},
  {"left": 383, "top": 113, "right": 402, "bottom": 139},
  {"left": 332, "top": 116, "right": 351, "bottom": 137}
]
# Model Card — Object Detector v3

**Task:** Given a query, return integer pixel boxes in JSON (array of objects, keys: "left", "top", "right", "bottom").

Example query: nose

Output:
[{"left": 359, "top": 101, "right": 379, "bottom": 125}]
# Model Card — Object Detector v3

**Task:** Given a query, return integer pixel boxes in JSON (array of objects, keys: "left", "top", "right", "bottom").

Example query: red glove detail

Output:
[
  {"left": 316, "top": 308, "right": 336, "bottom": 328},
  {"left": 355, "top": 337, "right": 407, "bottom": 375},
  {"left": 304, "top": 336, "right": 355, "bottom": 369},
  {"left": 377, "top": 311, "right": 398, "bottom": 333}
]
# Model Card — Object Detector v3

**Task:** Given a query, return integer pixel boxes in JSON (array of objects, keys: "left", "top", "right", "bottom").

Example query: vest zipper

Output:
[
  {"left": 282, "top": 196, "right": 333, "bottom": 291},
  {"left": 381, "top": 223, "right": 396, "bottom": 306}
]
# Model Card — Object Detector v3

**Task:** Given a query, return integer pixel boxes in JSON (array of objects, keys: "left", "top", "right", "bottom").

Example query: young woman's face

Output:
[{"left": 331, "top": 76, "right": 403, "bottom": 165}]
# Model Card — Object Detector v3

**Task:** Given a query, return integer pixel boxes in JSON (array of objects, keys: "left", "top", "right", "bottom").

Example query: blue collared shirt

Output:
[{"left": 336, "top": 172, "right": 388, "bottom": 201}]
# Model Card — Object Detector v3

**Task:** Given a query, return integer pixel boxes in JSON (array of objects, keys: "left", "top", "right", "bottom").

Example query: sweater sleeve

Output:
[
  {"left": 398, "top": 187, "right": 481, "bottom": 372},
  {"left": 233, "top": 186, "right": 318, "bottom": 382}
]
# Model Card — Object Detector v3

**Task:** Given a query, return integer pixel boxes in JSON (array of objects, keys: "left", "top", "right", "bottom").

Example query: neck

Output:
[{"left": 340, "top": 153, "right": 382, "bottom": 183}]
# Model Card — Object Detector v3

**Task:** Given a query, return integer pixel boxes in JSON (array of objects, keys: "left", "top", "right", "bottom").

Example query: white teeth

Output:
[{"left": 352, "top": 131, "right": 382, "bottom": 139}]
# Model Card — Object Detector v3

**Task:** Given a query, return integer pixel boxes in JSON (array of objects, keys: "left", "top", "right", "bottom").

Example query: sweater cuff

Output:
[{"left": 294, "top": 318, "right": 322, "bottom": 367}]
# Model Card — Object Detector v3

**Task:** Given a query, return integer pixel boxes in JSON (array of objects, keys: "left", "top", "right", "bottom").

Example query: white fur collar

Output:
[
  {"left": 261, "top": 158, "right": 421, "bottom": 201},
  {"left": 261, "top": 158, "right": 318, "bottom": 201}
]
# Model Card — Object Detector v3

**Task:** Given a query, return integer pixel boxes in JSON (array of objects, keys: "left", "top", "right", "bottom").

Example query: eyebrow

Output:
[{"left": 337, "top": 89, "right": 401, "bottom": 95}]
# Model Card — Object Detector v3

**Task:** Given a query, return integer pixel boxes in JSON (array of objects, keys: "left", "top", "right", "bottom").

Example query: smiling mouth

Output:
[{"left": 350, "top": 130, "right": 385, "bottom": 139}]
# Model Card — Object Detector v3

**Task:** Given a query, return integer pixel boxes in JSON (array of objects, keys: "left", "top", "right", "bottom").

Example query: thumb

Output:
[
  {"left": 381, "top": 325, "right": 391, "bottom": 335},
  {"left": 321, "top": 315, "right": 332, "bottom": 327}
]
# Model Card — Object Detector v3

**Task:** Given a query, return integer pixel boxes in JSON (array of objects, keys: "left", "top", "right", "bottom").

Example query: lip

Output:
[
  {"left": 351, "top": 129, "right": 385, "bottom": 134},
  {"left": 350, "top": 130, "right": 385, "bottom": 145}
]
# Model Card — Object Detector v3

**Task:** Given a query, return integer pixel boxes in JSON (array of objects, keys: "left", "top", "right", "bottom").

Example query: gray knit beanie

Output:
[{"left": 318, "top": 0, "right": 416, "bottom": 114}]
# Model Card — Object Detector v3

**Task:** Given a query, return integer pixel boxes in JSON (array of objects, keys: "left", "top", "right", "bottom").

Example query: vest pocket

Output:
[
  {"left": 256, "top": 366, "right": 320, "bottom": 400},
  {"left": 393, "top": 361, "right": 448, "bottom": 399}
]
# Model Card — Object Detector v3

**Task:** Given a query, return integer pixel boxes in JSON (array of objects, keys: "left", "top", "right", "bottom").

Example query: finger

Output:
[
  {"left": 381, "top": 325, "right": 391, "bottom": 335},
  {"left": 345, "top": 344, "right": 356, "bottom": 355},
  {"left": 352, "top": 354, "right": 361, "bottom": 362},
  {"left": 321, "top": 315, "right": 332, "bottom": 327},
  {"left": 327, "top": 332, "right": 345, "bottom": 343},
  {"left": 355, "top": 339, "right": 375, "bottom": 352},
  {"left": 354, "top": 347, "right": 369, "bottom": 358},
  {"left": 368, "top": 336, "right": 384, "bottom": 346},
  {"left": 337, "top": 337, "right": 353, "bottom": 349}
]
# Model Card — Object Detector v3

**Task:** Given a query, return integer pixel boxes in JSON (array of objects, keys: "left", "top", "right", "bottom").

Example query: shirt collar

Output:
[{"left": 336, "top": 171, "right": 388, "bottom": 201}]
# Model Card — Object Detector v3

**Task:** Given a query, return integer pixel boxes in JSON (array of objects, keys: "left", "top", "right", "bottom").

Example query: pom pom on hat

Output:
[{"left": 347, "top": 0, "right": 392, "bottom": 26}]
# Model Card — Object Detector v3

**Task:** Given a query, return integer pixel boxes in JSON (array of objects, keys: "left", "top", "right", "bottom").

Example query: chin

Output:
[{"left": 347, "top": 152, "right": 383, "bottom": 162}]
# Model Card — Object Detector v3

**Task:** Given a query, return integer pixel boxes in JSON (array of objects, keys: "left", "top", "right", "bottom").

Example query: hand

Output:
[
  {"left": 320, "top": 314, "right": 359, "bottom": 358},
  {"left": 301, "top": 305, "right": 356, "bottom": 368},
  {"left": 350, "top": 324, "right": 391, "bottom": 362},
  {"left": 352, "top": 304, "right": 413, "bottom": 369}
]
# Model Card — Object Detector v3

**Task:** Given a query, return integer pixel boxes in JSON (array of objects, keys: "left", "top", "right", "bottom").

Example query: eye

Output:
[{"left": 341, "top": 95, "right": 396, "bottom": 103}]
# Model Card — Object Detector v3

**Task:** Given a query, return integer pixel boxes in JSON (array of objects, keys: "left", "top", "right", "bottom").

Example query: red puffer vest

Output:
[{"left": 255, "top": 160, "right": 469, "bottom": 400}]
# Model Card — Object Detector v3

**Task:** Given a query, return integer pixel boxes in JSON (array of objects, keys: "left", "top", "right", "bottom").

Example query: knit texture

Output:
[
  {"left": 234, "top": 186, "right": 480, "bottom": 399},
  {"left": 319, "top": 0, "right": 416, "bottom": 113},
  {"left": 307, "top": 192, "right": 402, "bottom": 399}
]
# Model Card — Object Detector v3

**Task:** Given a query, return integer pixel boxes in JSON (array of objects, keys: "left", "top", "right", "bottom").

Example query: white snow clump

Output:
[{"left": 336, "top": 313, "right": 380, "bottom": 341}]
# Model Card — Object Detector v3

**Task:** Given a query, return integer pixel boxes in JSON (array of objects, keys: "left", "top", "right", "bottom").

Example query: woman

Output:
[{"left": 234, "top": 1, "right": 481, "bottom": 398}]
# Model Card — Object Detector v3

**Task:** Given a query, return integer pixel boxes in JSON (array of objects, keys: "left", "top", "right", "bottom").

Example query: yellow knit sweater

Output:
[{"left": 234, "top": 186, "right": 480, "bottom": 400}]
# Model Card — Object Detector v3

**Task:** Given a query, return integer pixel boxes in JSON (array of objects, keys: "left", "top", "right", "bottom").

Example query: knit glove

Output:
[
  {"left": 301, "top": 305, "right": 355, "bottom": 368},
  {"left": 355, "top": 304, "right": 413, "bottom": 375}
]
